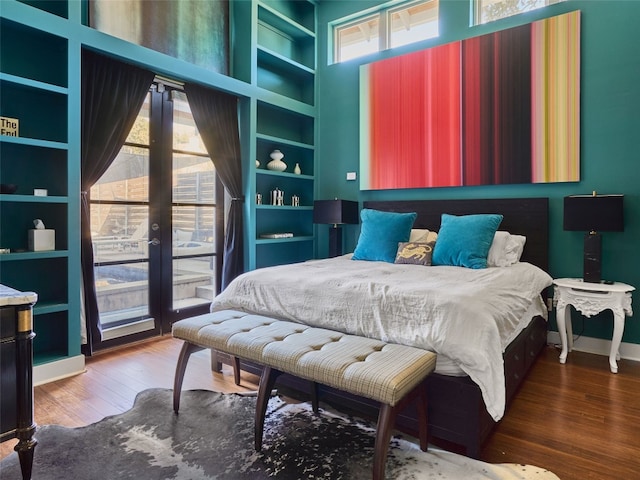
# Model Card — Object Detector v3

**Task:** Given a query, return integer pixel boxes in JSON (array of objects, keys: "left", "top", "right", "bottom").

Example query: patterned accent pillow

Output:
[{"left": 394, "top": 241, "right": 435, "bottom": 266}]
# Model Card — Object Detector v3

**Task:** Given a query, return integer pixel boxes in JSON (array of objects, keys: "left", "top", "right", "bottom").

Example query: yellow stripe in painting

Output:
[{"left": 531, "top": 11, "right": 580, "bottom": 183}]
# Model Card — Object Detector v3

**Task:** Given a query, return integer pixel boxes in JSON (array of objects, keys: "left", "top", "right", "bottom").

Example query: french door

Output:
[{"left": 90, "top": 83, "right": 223, "bottom": 347}]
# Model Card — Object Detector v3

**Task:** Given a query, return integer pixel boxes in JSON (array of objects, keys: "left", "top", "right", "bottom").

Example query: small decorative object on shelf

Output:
[
  {"left": 291, "top": 195, "right": 300, "bottom": 207},
  {"left": 260, "top": 232, "right": 294, "bottom": 239},
  {"left": 33, "top": 188, "right": 48, "bottom": 196},
  {"left": 256, "top": 159, "right": 261, "bottom": 168},
  {"left": 0, "top": 183, "right": 18, "bottom": 194},
  {"left": 256, "top": 193, "right": 262, "bottom": 205},
  {"left": 0, "top": 116, "right": 19, "bottom": 137},
  {"left": 270, "top": 187, "right": 284, "bottom": 206},
  {"left": 294, "top": 163, "right": 301, "bottom": 175},
  {"left": 28, "top": 218, "right": 55, "bottom": 251},
  {"left": 267, "top": 149, "right": 287, "bottom": 172}
]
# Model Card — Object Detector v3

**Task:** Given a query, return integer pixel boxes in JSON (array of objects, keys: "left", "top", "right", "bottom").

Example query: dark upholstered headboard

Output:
[{"left": 363, "top": 197, "right": 549, "bottom": 273}]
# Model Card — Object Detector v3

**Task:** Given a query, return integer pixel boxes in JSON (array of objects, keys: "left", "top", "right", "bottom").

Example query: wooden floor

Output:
[{"left": 2, "top": 337, "right": 639, "bottom": 480}]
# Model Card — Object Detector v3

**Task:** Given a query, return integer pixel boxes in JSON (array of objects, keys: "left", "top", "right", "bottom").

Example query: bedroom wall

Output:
[{"left": 315, "top": 1, "right": 640, "bottom": 350}]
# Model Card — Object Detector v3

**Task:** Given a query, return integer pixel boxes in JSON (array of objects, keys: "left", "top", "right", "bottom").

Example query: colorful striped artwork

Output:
[{"left": 360, "top": 11, "right": 580, "bottom": 190}]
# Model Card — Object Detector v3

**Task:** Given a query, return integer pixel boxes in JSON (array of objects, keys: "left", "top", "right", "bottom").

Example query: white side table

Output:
[{"left": 553, "top": 278, "right": 635, "bottom": 373}]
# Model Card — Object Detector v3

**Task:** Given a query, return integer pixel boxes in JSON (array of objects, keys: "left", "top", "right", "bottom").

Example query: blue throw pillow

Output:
[
  {"left": 352, "top": 209, "right": 417, "bottom": 263},
  {"left": 432, "top": 213, "right": 503, "bottom": 269}
]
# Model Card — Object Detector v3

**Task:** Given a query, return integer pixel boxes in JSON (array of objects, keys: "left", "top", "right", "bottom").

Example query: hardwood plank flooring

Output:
[{"left": 2, "top": 338, "right": 638, "bottom": 480}]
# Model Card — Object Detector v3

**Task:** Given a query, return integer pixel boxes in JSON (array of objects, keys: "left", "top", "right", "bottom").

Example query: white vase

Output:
[
  {"left": 267, "top": 150, "right": 287, "bottom": 172},
  {"left": 256, "top": 159, "right": 260, "bottom": 168},
  {"left": 294, "top": 163, "right": 301, "bottom": 175}
]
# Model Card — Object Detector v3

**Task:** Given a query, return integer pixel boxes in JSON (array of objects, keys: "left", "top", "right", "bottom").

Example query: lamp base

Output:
[
  {"left": 583, "top": 232, "right": 601, "bottom": 283},
  {"left": 328, "top": 225, "right": 343, "bottom": 258}
]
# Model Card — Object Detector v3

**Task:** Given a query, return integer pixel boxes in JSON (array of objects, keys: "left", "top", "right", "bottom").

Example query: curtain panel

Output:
[
  {"left": 80, "top": 49, "right": 154, "bottom": 355},
  {"left": 184, "top": 83, "right": 243, "bottom": 290}
]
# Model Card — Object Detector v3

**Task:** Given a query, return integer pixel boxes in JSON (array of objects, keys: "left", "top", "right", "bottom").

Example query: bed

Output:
[{"left": 211, "top": 197, "right": 551, "bottom": 458}]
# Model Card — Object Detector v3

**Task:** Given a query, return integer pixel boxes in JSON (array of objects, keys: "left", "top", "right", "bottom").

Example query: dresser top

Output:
[{"left": 0, "top": 284, "right": 38, "bottom": 306}]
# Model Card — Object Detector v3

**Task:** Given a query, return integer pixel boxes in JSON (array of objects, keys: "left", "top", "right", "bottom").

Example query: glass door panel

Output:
[
  {"left": 90, "top": 103, "right": 151, "bottom": 329},
  {"left": 170, "top": 91, "right": 217, "bottom": 311}
]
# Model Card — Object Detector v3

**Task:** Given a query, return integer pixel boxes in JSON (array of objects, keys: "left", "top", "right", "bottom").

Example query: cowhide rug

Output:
[{"left": 0, "top": 389, "right": 559, "bottom": 479}]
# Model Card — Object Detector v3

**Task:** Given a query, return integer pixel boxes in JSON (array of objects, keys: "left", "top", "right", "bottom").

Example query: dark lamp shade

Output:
[
  {"left": 563, "top": 195, "right": 624, "bottom": 232},
  {"left": 313, "top": 199, "right": 359, "bottom": 225}
]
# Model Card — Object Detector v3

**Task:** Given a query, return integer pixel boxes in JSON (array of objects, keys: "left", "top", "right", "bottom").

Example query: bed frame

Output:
[{"left": 224, "top": 197, "right": 550, "bottom": 458}]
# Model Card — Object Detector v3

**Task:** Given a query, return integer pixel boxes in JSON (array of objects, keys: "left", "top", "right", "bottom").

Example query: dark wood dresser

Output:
[{"left": 0, "top": 284, "right": 37, "bottom": 480}]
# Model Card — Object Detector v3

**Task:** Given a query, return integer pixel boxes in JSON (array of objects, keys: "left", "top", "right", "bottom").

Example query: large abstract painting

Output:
[{"left": 360, "top": 11, "right": 580, "bottom": 190}]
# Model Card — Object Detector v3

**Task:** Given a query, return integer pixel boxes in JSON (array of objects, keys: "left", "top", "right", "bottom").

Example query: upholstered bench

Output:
[{"left": 172, "top": 310, "right": 437, "bottom": 480}]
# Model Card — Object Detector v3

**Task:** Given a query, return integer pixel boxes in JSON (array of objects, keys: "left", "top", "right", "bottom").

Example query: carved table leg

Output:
[
  {"left": 556, "top": 303, "right": 571, "bottom": 364},
  {"left": 609, "top": 311, "right": 625, "bottom": 373}
]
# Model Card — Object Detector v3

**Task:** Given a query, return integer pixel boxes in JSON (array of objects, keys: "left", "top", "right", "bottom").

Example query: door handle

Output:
[{"left": 148, "top": 238, "right": 160, "bottom": 246}]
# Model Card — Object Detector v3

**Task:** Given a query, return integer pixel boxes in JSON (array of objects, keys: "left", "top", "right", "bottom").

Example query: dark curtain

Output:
[
  {"left": 184, "top": 83, "right": 243, "bottom": 289},
  {"left": 80, "top": 49, "right": 154, "bottom": 355}
]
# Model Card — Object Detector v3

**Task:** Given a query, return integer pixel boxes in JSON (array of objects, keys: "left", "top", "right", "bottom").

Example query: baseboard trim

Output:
[
  {"left": 547, "top": 332, "right": 640, "bottom": 363},
  {"left": 34, "top": 354, "right": 86, "bottom": 386}
]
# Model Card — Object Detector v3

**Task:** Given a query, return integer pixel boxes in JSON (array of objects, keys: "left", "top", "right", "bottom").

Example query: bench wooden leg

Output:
[
  {"left": 311, "top": 381, "right": 320, "bottom": 414},
  {"left": 415, "top": 382, "right": 429, "bottom": 451},
  {"left": 173, "top": 341, "right": 204, "bottom": 414},
  {"left": 373, "top": 403, "right": 396, "bottom": 480},
  {"left": 210, "top": 349, "right": 222, "bottom": 373},
  {"left": 255, "top": 366, "right": 282, "bottom": 451},
  {"left": 210, "top": 350, "right": 241, "bottom": 386},
  {"left": 372, "top": 381, "right": 429, "bottom": 480},
  {"left": 232, "top": 356, "right": 241, "bottom": 385}
]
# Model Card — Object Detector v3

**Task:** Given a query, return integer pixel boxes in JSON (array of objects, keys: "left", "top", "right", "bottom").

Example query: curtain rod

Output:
[{"left": 154, "top": 75, "right": 184, "bottom": 91}]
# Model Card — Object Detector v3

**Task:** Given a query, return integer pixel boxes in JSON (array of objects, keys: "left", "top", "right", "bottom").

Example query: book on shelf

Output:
[{"left": 259, "top": 232, "right": 294, "bottom": 239}]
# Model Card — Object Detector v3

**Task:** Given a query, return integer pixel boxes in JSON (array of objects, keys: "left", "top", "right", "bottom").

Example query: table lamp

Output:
[
  {"left": 313, "top": 199, "right": 359, "bottom": 257},
  {"left": 563, "top": 193, "right": 624, "bottom": 283}
]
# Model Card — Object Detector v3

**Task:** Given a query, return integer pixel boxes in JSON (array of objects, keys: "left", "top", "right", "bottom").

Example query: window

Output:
[
  {"left": 474, "top": 0, "right": 565, "bottom": 25},
  {"left": 333, "top": 0, "right": 439, "bottom": 63}
]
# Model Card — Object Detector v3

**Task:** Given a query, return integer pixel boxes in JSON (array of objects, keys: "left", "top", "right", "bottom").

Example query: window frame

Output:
[{"left": 332, "top": 0, "right": 439, "bottom": 64}]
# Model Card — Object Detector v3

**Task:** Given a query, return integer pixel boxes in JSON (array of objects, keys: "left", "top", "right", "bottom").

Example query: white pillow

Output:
[
  {"left": 487, "top": 231, "right": 526, "bottom": 267},
  {"left": 504, "top": 234, "right": 526, "bottom": 264},
  {"left": 409, "top": 228, "right": 438, "bottom": 243}
]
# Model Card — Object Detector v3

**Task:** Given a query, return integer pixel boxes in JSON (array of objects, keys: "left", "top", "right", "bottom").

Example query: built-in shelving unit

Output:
[
  {"left": 0, "top": 1, "right": 83, "bottom": 383},
  {"left": 0, "top": 0, "right": 318, "bottom": 383},
  {"left": 249, "top": 0, "right": 317, "bottom": 270}
]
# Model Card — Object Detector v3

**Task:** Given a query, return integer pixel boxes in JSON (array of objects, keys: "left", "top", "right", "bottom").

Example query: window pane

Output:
[
  {"left": 390, "top": 1, "right": 439, "bottom": 48},
  {"left": 476, "top": 0, "right": 564, "bottom": 25},
  {"left": 91, "top": 204, "right": 149, "bottom": 263},
  {"left": 172, "top": 257, "right": 215, "bottom": 310},
  {"left": 172, "top": 90, "right": 207, "bottom": 154},
  {"left": 125, "top": 92, "right": 150, "bottom": 145},
  {"left": 172, "top": 206, "right": 215, "bottom": 256},
  {"left": 91, "top": 146, "right": 150, "bottom": 202},
  {"left": 336, "top": 15, "right": 380, "bottom": 62},
  {"left": 173, "top": 153, "right": 215, "bottom": 204},
  {"left": 95, "top": 263, "right": 150, "bottom": 326}
]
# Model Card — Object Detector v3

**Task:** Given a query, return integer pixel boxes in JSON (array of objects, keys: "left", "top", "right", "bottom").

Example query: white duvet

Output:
[{"left": 211, "top": 255, "right": 553, "bottom": 421}]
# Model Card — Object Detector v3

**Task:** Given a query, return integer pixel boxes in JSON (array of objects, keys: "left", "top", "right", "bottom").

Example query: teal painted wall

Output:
[{"left": 316, "top": 0, "right": 640, "bottom": 346}]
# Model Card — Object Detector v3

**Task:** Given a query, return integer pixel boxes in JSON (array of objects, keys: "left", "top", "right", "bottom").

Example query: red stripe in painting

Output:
[{"left": 369, "top": 43, "right": 462, "bottom": 189}]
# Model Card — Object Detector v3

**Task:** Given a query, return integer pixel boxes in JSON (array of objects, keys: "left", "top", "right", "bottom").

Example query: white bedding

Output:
[{"left": 211, "top": 255, "right": 553, "bottom": 421}]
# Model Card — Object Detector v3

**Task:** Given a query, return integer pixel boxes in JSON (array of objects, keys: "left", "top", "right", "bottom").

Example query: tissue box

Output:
[{"left": 29, "top": 229, "right": 55, "bottom": 251}]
